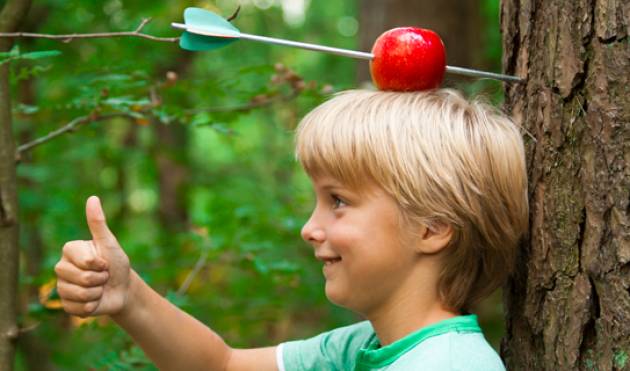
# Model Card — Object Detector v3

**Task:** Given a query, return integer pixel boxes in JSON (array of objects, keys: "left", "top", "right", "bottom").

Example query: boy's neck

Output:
[
  {"left": 368, "top": 299, "right": 459, "bottom": 346},
  {"left": 365, "top": 265, "right": 460, "bottom": 346}
]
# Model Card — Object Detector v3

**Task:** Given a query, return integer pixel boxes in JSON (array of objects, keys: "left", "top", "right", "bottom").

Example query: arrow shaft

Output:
[
  {"left": 172, "top": 22, "right": 239, "bottom": 38},
  {"left": 172, "top": 23, "right": 523, "bottom": 83},
  {"left": 241, "top": 33, "right": 522, "bottom": 83},
  {"left": 445, "top": 66, "right": 523, "bottom": 83},
  {"left": 239, "top": 32, "right": 374, "bottom": 60}
]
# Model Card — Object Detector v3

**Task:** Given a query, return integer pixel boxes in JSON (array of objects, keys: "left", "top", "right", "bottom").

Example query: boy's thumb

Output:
[{"left": 85, "top": 196, "right": 115, "bottom": 243}]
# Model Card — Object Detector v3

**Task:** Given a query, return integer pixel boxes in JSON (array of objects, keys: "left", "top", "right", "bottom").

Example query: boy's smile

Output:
[{"left": 301, "top": 175, "right": 421, "bottom": 316}]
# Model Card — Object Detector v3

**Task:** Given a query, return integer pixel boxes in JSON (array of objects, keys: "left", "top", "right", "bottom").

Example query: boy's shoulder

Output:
[
  {"left": 280, "top": 315, "right": 506, "bottom": 371},
  {"left": 279, "top": 320, "right": 374, "bottom": 371},
  {"left": 389, "top": 331, "right": 506, "bottom": 371}
]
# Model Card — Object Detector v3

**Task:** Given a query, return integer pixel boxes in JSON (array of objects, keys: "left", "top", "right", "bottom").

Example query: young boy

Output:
[{"left": 55, "top": 89, "right": 528, "bottom": 370}]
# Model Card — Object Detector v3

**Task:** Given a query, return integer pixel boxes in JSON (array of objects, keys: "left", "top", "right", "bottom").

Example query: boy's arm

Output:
[
  {"left": 112, "top": 270, "right": 278, "bottom": 371},
  {"left": 54, "top": 196, "right": 278, "bottom": 371}
]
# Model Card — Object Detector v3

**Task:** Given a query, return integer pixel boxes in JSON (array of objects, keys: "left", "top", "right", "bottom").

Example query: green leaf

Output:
[
  {"left": 14, "top": 65, "right": 53, "bottom": 81},
  {"left": 210, "top": 123, "right": 234, "bottom": 135},
  {"left": 191, "top": 111, "right": 212, "bottom": 126},
  {"left": 90, "top": 73, "right": 132, "bottom": 83},
  {"left": 0, "top": 45, "right": 20, "bottom": 58},
  {"left": 19, "top": 50, "right": 62, "bottom": 60},
  {"left": 102, "top": 96, "right": 151, "bottom": 111},
  {"left": 15, "top": 103, "right": 39, "bottom": 115},
  {"left": 0, "top": 46, "right": 61, "bottom": 65}
]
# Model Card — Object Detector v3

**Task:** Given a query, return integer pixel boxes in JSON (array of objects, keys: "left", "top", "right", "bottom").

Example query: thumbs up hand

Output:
[{"left": 55, "top": 196, "right": 131, "bottom": 317}]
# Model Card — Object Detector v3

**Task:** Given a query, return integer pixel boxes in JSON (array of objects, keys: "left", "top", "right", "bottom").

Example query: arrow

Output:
[{"left": 172, "top": 8, "right": 522, "bottom": 83}]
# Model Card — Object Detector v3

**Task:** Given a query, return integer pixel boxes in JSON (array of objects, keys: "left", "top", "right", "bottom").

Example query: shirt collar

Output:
[{"left": 356, "top": 314, "right": 482, "bottom": 369}]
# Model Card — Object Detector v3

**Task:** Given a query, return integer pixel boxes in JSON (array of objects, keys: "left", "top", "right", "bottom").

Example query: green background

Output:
[{"left": 9, "top": 0, "right": 505, "bottom": 369}]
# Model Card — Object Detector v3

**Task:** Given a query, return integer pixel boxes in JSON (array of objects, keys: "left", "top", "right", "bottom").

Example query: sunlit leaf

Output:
[{"left": 38, "top": 278, "right": 62, "bottom": 310}]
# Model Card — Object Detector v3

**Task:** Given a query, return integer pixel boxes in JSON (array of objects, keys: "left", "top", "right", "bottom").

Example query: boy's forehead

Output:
[
  {"left": 309, "top": 174, "right": 345, "bottom": 189},
  {"left": 309, "top": 174, "right": 379, "bottom": 196}
]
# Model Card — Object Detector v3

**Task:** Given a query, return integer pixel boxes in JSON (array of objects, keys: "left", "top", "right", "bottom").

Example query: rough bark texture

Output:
[
  {"left": 0, "top": 0, "right": 32, "bottom": 369},
  {"left": 357, "top": 0, "right": 485, "bottom": 85},
  {"left": 500, "top": 0, "right": 630, "bottom": 370}
]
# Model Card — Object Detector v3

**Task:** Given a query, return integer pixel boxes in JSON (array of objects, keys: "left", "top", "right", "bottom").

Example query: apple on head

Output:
[{"left": 370, "top": 27, "right": 446, "bottom": 91}]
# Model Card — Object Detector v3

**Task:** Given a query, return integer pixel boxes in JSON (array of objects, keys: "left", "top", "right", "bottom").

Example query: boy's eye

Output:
[{"left": 331, "top": 194, "right": 347, "bottom": 209}]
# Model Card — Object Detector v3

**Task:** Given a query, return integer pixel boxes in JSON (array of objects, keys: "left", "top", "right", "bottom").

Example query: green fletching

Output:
[
  {"left": 178, "top": 8, "right": 241, "bottom": 51},
  {"left": 185, "top": 7, "right": 240, "bottom": 36},
  {"left": 180, "top": 31, "right": 238, "bottom": 51}
]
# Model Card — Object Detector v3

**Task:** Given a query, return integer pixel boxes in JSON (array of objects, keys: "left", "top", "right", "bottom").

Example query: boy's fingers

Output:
[
  {"left": 55, "top": 261, "right": 109, "bottom": 287},
  {"left": 60, "top": 298, "right": 100, "bottom": 317},
  {"left": 62, "top": 241, "right": 108, "bottom": 271},
  {"left": 85, "top": 196, "right": 116, "bottom": 244},
  {"left": 57, "top": 280, "right": 104, "bottom": 302}
]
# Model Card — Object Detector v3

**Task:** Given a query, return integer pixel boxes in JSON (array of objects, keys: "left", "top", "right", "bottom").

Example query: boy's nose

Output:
[{"left": 301, "top": 215, "right": 325, "bottom": 245}]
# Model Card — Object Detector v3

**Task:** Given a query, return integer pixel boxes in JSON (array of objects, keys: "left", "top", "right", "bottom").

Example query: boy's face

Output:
[{"left": 301, "top": 175, "right": 421, "bottom": 316}]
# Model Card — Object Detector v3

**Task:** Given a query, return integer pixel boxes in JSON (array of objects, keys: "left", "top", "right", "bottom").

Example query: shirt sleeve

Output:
[{"left": 278, "top": 321, "right": 374, "bottom": 371}]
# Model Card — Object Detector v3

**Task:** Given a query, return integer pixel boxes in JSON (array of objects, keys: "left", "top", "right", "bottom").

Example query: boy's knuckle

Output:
[
  {"left": 81, "top": 271, "right": 96, "bottom": 285},
  {"left": 83, "top": 302, "right": 96, "bottom": 314},
  {"left": 63, "top": 241, "right": 85, "bottom": 258},
  {"left": 54, "top": 262, "right": 63, "bottom": 275},
  {"left": 62, "top": 242, "right": 73, "bottom": 255},
  {"left": 56, "top": 283, "right": 67, "bottom": 298},
  {"left": 61, "top": 299, "right": 76, "bottom": 314},
  {"left": 78, "top": 289, "right": 91, "bottom": 302}
]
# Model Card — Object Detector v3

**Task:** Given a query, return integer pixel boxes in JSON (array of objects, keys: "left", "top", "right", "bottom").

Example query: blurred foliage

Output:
[{"left": 9, "top": 0, "right": 505, "bottom": 369}]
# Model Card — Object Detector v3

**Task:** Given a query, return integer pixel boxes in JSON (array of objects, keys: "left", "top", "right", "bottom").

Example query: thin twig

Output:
[
  {"left": 15, "top": 112, "right": 132, "bottom": 160},
  {"left": 185, "top": 90, "right": 300, "bottom": 116},
  {"left": 135, "top": 17, "right": 152, "bottom": 33},
  {"left": 226, "top": 6, "right": 241, "bottom": 22},
  {"left": 177, "top": 250, "right": 209, "bottom": 296},
  {"left": 0, "top": 18, "right": 179, "bottom": 43},
  {"left": 18, "top": 322, "right": 40, "bottom": 335}
]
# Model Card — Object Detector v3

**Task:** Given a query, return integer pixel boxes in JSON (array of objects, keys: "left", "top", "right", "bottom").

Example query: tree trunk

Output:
[
  {"left": 14, "top": 19, "right": 55, "bottom": 369},
  {"left": 357, "top": 0, "right": 485, "bottom": 85},
  {"left": 501, "top": 0, "right": 630, "bottom": 370},
  {"left": 0, "top": 0, "right": 32, "bottom": 369},
  {"left": 153, "top": 53, "right": 193, "bottom": 231}
]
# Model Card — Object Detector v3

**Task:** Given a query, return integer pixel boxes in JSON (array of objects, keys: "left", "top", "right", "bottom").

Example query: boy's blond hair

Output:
[{"left": 295, "top": 89, "right": 529, "bottom": 311}]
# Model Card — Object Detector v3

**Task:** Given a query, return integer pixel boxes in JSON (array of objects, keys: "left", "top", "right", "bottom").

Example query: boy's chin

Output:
[{"left": 324, "top": 284, "right": 354, "bottom": 311}]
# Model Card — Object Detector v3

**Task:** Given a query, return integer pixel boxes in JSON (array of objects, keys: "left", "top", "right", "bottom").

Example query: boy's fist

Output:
[{"left": 55, "top": 196, "right": 131, "bottom": 317}]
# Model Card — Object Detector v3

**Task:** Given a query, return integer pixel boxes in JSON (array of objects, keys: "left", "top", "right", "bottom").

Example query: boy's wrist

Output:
[{"left": 111, "top": 269, "right": 146, "bottom": 325}]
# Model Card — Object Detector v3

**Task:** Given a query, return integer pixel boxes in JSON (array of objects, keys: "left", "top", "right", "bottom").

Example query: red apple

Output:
[{"left": 370, "top": 27, "right": 446, "bottom": 91}]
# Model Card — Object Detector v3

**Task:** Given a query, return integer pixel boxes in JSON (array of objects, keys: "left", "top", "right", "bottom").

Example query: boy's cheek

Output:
[{"left": 326, "top": 225, "right": 360, "bottom": 251}]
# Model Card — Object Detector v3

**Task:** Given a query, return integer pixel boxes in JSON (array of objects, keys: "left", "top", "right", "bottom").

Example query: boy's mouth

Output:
[
  {"left": 323, "top": 257, "right": 342, "bottom": 265},
  {"left": 316, "top": 254, "right": 342, "bottom": 265}
]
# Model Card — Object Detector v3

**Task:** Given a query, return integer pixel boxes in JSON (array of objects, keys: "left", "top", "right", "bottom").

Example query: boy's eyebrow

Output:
[
  {"left": 321, "top": 184, "right": 341, "bottom": 190},
  {"left": 319, "top": 181, "right": 347, "bottom": 192},
  {"left": 320, "top": 184, "right": 360, "bottom": 198}
]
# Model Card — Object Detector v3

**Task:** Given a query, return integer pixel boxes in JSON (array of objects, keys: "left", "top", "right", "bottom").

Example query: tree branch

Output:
[
  {"left": 0, "top": 18, "right": 179, "bottom": 43},
  {"left": 15, "top": 112, "right": 133, "bottom": 161},
  {"left": 15, "top": 90, "right": 302, "bottom": 161},
  {"left": 15, "top": 63, "right": 314, "bottom": 160},
  {"left": 188, "top": 89, "right": 301, "bottom": 115}
]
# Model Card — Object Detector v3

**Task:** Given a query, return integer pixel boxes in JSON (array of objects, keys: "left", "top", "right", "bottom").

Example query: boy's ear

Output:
[{"left": 415, "top": 222, "right": 453, "bottom": 255}]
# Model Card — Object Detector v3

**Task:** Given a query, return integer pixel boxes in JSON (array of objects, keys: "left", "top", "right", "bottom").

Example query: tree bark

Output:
[
  {"left": 501, "top": 0, "right": 630, "bottom": 370},
  {"left": 357, "top": 0, "right": 486, "bottom": 85},
  {"left": 0, "top": 0, "right": 32, "bottom": 369}
]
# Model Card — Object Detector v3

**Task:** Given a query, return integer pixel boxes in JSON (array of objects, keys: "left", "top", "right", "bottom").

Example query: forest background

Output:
[{"left": 6, "top": 0, "right": 505, "bottom": 369}]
